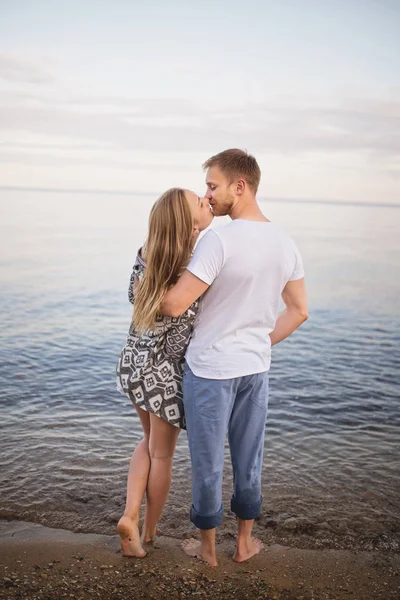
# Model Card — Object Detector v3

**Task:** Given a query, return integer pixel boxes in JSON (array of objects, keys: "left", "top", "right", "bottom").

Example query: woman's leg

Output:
[
  {"left": 141, "top": 414, "right": 180, "bottom": 543},
  {"left": 117, "top": 404, "right": 151, "bottom": 557}
]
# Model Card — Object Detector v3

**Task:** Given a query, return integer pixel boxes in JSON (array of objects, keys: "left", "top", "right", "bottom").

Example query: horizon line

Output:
[{"left": 0, "top": 185, "right": 398, "bottom": 210}]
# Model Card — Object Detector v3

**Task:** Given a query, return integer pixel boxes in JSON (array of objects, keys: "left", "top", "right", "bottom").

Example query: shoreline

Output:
[
  {"left": 0, "top": 520, "right": 399, "bottom": 599},
  {"left": 1, "top": 502, "right": 398, "bottom": 556}
]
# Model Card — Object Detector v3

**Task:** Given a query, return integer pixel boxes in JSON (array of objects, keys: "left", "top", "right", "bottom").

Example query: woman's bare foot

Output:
[
  {"left": 117, "top": 516, "right": 147, "bottom": 558},
  {"left": 181, "top": 538, "right": 218, "bottom": 567},
  {"left": 141, "top": 527, "right": 159, "bottom": 544},
  {"left": 232, "top": 537, "right": 264, "bottom": 563}
]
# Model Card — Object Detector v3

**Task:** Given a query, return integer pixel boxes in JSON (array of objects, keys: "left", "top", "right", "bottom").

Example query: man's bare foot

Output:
[
  {"left": 181, "top": 538, "right": 218, "bottom": 567},
  {"left": 117, "top": 516, "right": 147, "bottom": 558},
  {"left": 232, "top": 537, "right": 264, "bottom": 563}
]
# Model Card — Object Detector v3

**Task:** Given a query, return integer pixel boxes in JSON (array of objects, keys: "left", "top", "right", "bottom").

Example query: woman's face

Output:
[{"left": 185, "top": 190, "right": 214, "bottom": 232}]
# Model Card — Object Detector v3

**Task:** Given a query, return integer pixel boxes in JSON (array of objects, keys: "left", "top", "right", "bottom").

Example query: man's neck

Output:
[{"left": 229, "top": 198, "right": 270, "bottom": 222}]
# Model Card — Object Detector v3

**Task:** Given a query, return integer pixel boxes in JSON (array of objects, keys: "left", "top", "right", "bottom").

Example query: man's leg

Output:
[
  {"left": 182, "top": 364, "right": 236, "bottom": 566},
  {"left": 228, "top": 372, "right": 268, "bottom": 562}
]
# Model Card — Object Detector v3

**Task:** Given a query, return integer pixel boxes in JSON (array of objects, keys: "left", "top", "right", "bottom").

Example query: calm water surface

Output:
[{"left": 0, "top": 192, "right": 399, "bottom": 551}]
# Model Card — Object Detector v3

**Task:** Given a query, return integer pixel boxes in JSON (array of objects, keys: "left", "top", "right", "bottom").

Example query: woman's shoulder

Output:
[
  {"left": 128, "top": 248, "right": 146, "bottom": 304},
  {"left": 136, "top": 247, "right": 146, "bottom": 267},
  {"left": 132, "top": 247, "right": 146, "bottom": 274}
]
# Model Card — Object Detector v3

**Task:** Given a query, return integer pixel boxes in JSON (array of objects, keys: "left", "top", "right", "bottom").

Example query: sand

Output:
[{"left": 0, "top": 520, "right": 399, "bottom": 600}]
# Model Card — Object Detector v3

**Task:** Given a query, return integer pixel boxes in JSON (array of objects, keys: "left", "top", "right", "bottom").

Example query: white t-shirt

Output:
[{"left": 185, "top": 219, "right": 304, "bottom": 379}]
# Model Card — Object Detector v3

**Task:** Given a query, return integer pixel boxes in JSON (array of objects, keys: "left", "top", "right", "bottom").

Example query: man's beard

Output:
[{"left": 213, "top": 195, "right": 234, "bottom": 216}]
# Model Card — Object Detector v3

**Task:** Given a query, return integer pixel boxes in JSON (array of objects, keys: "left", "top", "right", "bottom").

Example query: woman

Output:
[{"left": 116, "top": 188, "right": 213, "bottom": 557}]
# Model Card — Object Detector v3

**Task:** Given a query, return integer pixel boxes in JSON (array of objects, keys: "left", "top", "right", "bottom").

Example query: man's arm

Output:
[
  {"left": 269, "top": 278, "right": 309, "bottom": 346},
  {"left": 160, "top": 270, "right": 210, "bottom": 317}
]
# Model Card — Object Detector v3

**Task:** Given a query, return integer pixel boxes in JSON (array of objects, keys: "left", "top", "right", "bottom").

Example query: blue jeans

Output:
[{"left": 183, "top": 364, "right": 269, "bottom": 530}]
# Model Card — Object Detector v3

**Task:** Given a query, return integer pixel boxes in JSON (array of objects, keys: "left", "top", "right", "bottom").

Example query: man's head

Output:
[{"left": 202, "top": 149, "right": 261, "bottom": 216}]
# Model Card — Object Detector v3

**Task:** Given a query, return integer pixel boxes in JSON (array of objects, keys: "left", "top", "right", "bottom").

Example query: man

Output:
[{"left": 161, "top": 149, "right": 308, "bottom": 566}]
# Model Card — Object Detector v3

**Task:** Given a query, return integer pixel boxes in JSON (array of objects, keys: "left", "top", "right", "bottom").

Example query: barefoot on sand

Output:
[
  {"left": 233, "top": 537, "right": 264, "bottom": 563},
  {"left": 141, "top": 528, "right": 159, "bottom": 545},
  {"left": 117, "top": 516, "right": 146, "bottom": 558},
  {"left": 181, "top": 538, "right": 218, "bottom": 567}
]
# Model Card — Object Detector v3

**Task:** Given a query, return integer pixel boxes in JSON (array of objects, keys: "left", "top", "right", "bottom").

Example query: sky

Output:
[{"left": 0, "top": 0, "right": 399, "bottom": 204}]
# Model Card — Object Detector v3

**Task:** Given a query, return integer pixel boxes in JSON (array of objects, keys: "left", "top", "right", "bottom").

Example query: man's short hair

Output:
[{"left": 202, "top": 148, "right": 261, "bottom": 193}]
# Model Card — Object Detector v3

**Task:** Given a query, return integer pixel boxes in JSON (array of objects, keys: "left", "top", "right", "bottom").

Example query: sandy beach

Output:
[{"left": 0, "top": 520, "right": 399, "bottom": 600}]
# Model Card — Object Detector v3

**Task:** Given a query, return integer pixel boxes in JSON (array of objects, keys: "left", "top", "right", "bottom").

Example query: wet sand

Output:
[{"left": 0, "top": 521, "right": 399, "bottom": 599}]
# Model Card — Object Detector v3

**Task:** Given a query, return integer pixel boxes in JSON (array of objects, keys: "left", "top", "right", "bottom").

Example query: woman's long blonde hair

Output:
[{"left": 133, "top": 188, "right": 193, "bottom": 332}]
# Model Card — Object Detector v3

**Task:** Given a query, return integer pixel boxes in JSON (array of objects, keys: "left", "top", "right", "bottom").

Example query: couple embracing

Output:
[{"left": 116, "top": 149, "right": 308, "bottom": 567}]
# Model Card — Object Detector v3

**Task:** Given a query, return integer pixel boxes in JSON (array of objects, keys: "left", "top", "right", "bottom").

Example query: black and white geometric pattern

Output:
[{"left": 116, "top": 250, "right": 198, "bottom": 429}]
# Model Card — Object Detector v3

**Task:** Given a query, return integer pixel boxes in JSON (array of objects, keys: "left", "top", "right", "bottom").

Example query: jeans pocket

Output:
[
  {"left": 248, "top": 372, "right": 269, "bottom": 410},
  {"left": 192, "top": 375, "right": 232, "bottom": 422}
]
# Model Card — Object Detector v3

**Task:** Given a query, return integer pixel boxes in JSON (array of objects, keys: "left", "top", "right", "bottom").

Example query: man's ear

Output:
[{"left": 236, "top": 178, "right": 246, "bottom": 195}]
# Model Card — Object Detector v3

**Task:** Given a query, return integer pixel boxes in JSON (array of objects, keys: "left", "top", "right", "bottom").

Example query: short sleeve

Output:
[
  {"left": 186, "top": 230, "right": 225, "bottom": 285},
  {"left": 128, "top": 251, "right": 145, "bottom": 304},
  {"left": 128, "top": 268, "right": 138, "bottom": 304},
  {"left": 289, "top": 242, "right": 305, "bottom": 281}
]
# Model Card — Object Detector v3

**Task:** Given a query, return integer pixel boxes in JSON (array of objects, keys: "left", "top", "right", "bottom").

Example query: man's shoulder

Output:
[
  {"left": 201, "top": 220, "right": 298, "bottom": 251},
  {"left": 212, "top": 219, "right": 288, "bottom": 239},
  {"left": 197, "top": 221, "right": 232, "bottom": 245},
  {"left": 208, "top": 219, "right": 248, "bottom": 240}
]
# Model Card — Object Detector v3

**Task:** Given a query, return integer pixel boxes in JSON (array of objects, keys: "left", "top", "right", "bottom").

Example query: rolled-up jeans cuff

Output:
[
  {"left": 230, "top": 495, "right": 263, "bottom": 520},
  {"left": 190, "top": 504, "right": 224, "bottom": 530}
]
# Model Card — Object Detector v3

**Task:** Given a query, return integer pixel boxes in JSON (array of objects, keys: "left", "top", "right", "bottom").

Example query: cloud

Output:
[
  {"left": 0, "top": 53, "right": 54, "bottom": 84},
  {"left": 0, "top": 90, "right": 399, "bottom": 168},
  {"left": 0, "top": 149, "right": 189, "bottom": 172}
]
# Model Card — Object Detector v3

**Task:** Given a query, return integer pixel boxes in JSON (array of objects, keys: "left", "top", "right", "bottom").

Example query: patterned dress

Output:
[{"left": 116, "top": 250, "right": 198, "bottom": 429}]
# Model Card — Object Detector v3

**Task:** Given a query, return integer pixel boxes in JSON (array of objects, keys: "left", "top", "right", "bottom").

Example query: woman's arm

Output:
[
  {"left": 160, "top": 270, "right": 209, "bottom": 317},
  {"left": 128, "top": 271, "right": 141, "bottom": 304}
]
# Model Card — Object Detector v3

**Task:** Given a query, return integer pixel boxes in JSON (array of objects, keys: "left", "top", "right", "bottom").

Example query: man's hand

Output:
[
  {"left": 269, "top": 278, "right": 309, "bottom": 346},
  {"left": 160, "top": 269, "right": 210, "bottom": 317}
]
